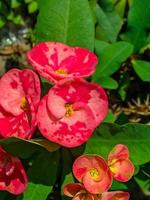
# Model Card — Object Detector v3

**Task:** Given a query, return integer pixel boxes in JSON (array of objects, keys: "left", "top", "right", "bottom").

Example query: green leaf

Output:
[
  {"left": 35, "top": 0, "right": 94, "bottom": 51},
  {"left": 11, "top": 0, "right": 21, "bottom": 8},
  {"left": 111, "top": 179, "right": 128, "bottom": 190},
  {"left": 0, "top": 137, "right": 59, "bottom": 158},
  {"left": 25, "top": 0, "right": 33, "bottom": 3},
  {"left": 104, "top": 110, "right": 117, "bottom": 123},
  {"left": 0, "top": 18, "right": 5, "bottom": 28},
  {"left": 93, "top": 41, "right": 133, "bottom": 80},
  {"left": 96, "top": 76, "right": 118, "bottom": 89},
  {"left": 134, "top": 163, "right": 150, "bottom": 191},
  {"left": 112, "top": 0, "right": 127, "bottom": 18},
  {"left": 20, "top": 183, "right": 51, "bottom": 200},
  {"left": 124, "top": 0, "right": 150, "bottom": 52},
  {"left": 28, "top": 1, "right": 38, "bottom": 13},
  {"left": 27, "top": 150, "right": 59, "bottom": 186},
  {"left": 85, "top": 123, "right": 150, "bottom": 165},
  {"left": 95, "top": 39, "right": 109, "bottom": 53},
  {"left": 96, "top": 1, "right": 122, "bottom": 42},
  {"left": 132, "top": 59, "right": 150, "bottom": 82}
]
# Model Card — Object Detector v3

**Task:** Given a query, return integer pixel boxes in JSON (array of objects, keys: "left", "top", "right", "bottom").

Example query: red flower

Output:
[
  {"left": 72, "top": 155, "right": 112, "bottom": 194},
  {"left": 37, "top": 78, "right": 108, "bottom": 147},
  {"left": 0, "top": 69, "right": 41, "bottom": 139},
  {"left": 0, "top": 146, "right": 27, "bottom": 195},
  {"left": 27, "top": 42, "right": 97, "bottom": 83},
  {"left": 64, "top": 183, "right": 129, "bottom": 200},
  {"left": 108, "top": 144, "right": 134, "bottom": 182}
]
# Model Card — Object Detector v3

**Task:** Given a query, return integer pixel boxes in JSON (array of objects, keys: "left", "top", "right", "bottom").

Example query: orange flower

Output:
[
  {"left": 72, "top": 155, "right": 112, "bottom": 194},
  {"left": 108, "top": 144, "right": 134, "bottom": 182},
  {"left": 64, "top": 183, "right": 130, "bottom": 200}
]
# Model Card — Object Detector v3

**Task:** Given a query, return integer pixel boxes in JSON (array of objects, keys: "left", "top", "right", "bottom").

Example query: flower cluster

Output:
[
  {"left": 0, "top": 42, "right": 108, "bottom": 194},
  {"left": 0, "top": 42, "right": 134, "bottom": 196},
  {"left": 27, "top": 42, "right": 108, "bottom": 147},
  {"left": 64, "top": 144, "right": 134, "bottom": 200}
]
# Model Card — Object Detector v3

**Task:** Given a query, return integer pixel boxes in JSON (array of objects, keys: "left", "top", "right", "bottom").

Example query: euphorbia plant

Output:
[
  {"left": 64, "top": 144, "right": 134, "bottom": 200},
  {"left": 0, "top": 42, "right": 136, "bottom": 200}
]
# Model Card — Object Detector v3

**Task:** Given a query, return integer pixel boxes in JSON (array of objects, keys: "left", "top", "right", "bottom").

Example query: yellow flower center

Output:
[
  {"left": 109, "top": 159, "right": 117, "bottom": 174},
  {"left": 55, "top": 68, "right": 68, "bottom": 75},
  {"left": 20, "top": 97, "right": 28, "bottom": 110},
  {"left": 89, "top": 168, "right": 99, "bottom": 181},
  {"left": 65, "top": 104, "right": 74, "bottom": 117}
]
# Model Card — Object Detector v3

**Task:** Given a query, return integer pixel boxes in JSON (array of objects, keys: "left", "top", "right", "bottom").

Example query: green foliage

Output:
[
  {"left": 35, "top": 0, "right": 94, "bottom": 50},
  {"left": 0, "top": 0, "right": 38, "bottom": 28},
  {"left": 124, "top": 0, "right": 150, "bottom": 52},
  {"left": 95, "top": 1, "right": 122, "bottom": 42},
  {"left": 0, "top": 0, "right": 150, "bottom": 199},
  {"left": 112, "top": 0, "right": 127, "bottom": 18},
  {"left": 92, "top": 40, "right": 133, "bottom": 89},
  {"left": 97, "top": 76, "right": 118, "bottom": 89},
  {"left": 134, "top": 163, "right": 150, "bottom": 192},
  {"left": 0, "top": 137, "right": 59, "bottom": 158},
  {"left": 132, "top": 59, "right": 150, "bottom": 82},
  {"left": 18, "top": 183, "right": 51, "bottom": 200},
  {"left": 85, "top": 123, "right": 150, "bottom": 165}
]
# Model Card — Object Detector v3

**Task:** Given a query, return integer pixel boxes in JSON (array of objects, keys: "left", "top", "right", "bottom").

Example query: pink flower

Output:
[
  {"left": 0, "top": 146, "right": 27, "bottom": 195},
  {"left": 0, "top": 69, "right": 41, "bottom": 139},
  {"left": 37, "top": 78, "right": 108, "bottom": 147},
  {"left": 64, "top": 183, "right": 129, "bottom": 200},
  {"left": 64, "top": 183, "right": 98, "bottom": 200},
  {"left": 108, "top": 144, "right": 134, "bottom": 182},
  {"left": 27, "top": 42, "right": 97, "bottom": 83},
  {"left": 72, "top": 155, "right": 112, "bottom": 194},
  {"left": 101, "top": 191, "right": 130, "bottom": 200}
]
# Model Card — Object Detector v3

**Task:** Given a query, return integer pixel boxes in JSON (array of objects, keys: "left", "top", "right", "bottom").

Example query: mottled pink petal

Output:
[
  {"left": 37, "top": 96, "right": 95, "bottom": 147},
  {"left": 64, "top": 183, "right": 85, "bottom": 197},
  {"left": 73, "top": 155, "right": 112, "bottom": 194},
  {"left": 101, "top": 191, "right": 130, "bottom": 200},
  {"left": 20, "top": 69, "right": 41, "bottom": 108},
  {"left": 0, "top": 146, "right": 27, "bottom": 195},
  {"left": 109, "top": 159, "right": 134, "bottom": 182},
  {"left": 0, "top": 69, "right": 25, "bottom": 116},
  {"left": 27, "top": 42, "right": 97, "bottom": 83},
  {"left": 0, "top": 68, "right": 40, "bottom": 116},
  {"left": 108, "top": 144, "right": 129, "bottom": 164},
  {"left": 0, "top": 97, "right": 36, "bottom": 139},
  {"left": 0, "top": 69, "right": 40, "bottom": 139},
  {"left": 47, "top": 78, "right": 108, "bottom": 127}
]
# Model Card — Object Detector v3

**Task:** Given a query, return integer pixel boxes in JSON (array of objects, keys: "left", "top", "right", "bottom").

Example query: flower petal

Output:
[
  {"left": 37, "top": 96, "right": 94, "bottom": 147},
  {"left": 0, "top": 147, "right": 28, "bottom": 195},
  {"left": 108, "top": 144, "right": 129, "bottom": 165},
  {"left": 0, "top": 98, "right": 36, "bottom": 139},
  {"left": 73, "top": 155, "right": 112, "bottom": 193},
  {"left": 110, "top": 159, "right": 134, "bottom": 182},
  {"left": 64, "top": 183, "right": 85, "bottom": 197},
  {"left": 0, "top": 69, "right": 25, "bottom": 116},
  {"left": 20, "top": 69, "right": 41, "bottom": 109},
  {"left": 27, "top": 42, "right": 97, "bottom": 83},
  {"left": 101, "top": 191, "right": 130, "bottom": 200},
  {"left": 0, "top": 69, "right": 40, "bottom": 116},
  {"left": 47, "top": 78, "right": 108, "bottom": 127}
]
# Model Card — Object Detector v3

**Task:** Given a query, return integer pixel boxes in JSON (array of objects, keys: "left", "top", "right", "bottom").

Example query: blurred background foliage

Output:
[{"left": 0, "top": 0, "right": 150, "bottom": 200}]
